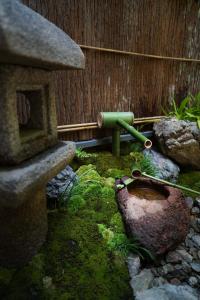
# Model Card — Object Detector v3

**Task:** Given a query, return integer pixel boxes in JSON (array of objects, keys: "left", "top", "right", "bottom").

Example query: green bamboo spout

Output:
[
  {"left": 97, "top": 112, "right": 152, "bottom": 156},
  {"left": 131, "top": 169, "right": 200, "bottom": 196},
  {"left": 117, "top": 118, "right": 152, "bottom": 149}
]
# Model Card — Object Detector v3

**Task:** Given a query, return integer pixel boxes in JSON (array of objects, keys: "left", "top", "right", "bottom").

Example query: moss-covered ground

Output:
[
  {"left": 2, "top": 146, "right": 198, "bottom": 300},
  {"left": 0, "top": 150, "right": 143, "bottom": 300}
]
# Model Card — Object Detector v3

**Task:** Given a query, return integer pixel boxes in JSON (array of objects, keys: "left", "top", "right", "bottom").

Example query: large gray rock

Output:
[
  {"left": 153, "top": 118, "right": 200, "bottom": 169},
  {"left": 143, "top": 149, "right": 180, "bottom": 182},
  {"left": 135, "top": 284, "right": 199, "bottom": 300},
  {"left": 0, "top": 0, "right": 85, "bottom": 70}
]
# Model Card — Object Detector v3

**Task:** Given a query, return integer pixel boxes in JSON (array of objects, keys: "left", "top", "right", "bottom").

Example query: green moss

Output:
[
  {"left": 104, "top": 168, "right": 130, "bottom": 178},
  {"left": 67, "top": 195, "right": 86, "bottom": 214},
  {"left": 110, "top": 213, "right": 125, "bottom": 233},
  {"left": 1, "top": 154, "right": 137, "bottom": 299},
  {"left": 178, "top": 171, "right": 200, "bottom": 196},
  {"left": 103, "top": 177, "right": 115, "bottom": 188}
]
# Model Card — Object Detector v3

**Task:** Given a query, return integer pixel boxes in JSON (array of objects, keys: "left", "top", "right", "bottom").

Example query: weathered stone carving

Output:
[
  {"left": 0, "top": 0, "right": 85, "bottom": 70},
  {"left": 0, "top": 0, "right": 85, "bottom": 266}
]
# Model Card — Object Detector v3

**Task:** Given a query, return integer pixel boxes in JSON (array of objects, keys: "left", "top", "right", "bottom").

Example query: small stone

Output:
[
  {"left": 170, "top": 278, "right": 181, "bottom": 285},
  {"left": 190, "top": 218, "right": 200, "bottom": 233},
  {"left": 191, "top": 207, "right": 200, "bottom": 215},
  {"left": 162, "top": 264, "right": 174, "bottom": 275},
  {"left": 166, "top": 251, "right": 181, "bottom": 263},
  {"left": 152, "top": 276, "right": 167, "bottom": 287},
  {"left": 194, "top": 197, "right": 200, "bottom": 208},
  {"left": 185, "top": 197, "right": 194, "bottom": 209},
  {"left": 191, "top": 262, "right": 200, "bottom": 273},
  {"left": 197, "top": 250, "right": 200, "bottom": 259},
  {"left": 127, "top": 254, "right": 141, "bottom": 277},
  {"left": 182, "top": 261, "right": 192, "bottom": 273},
  {"left": 160, "top": 259, "right": 166, "bottom": 266},
  {"left": 191, "top": 235, "right": 200, "bottom": 248},
  {"left": 176, "top": 249, "right": 193, "bottom": 263},
  {"left": 188, "top": 276, "right": 198, "bottom": 287},
  {"left": 151, "top": 268, "right": 159, "bottom": 277},
  {"left": 135, "top": 284, "right": 199, "bottom": 300},
  {"left": 130, "top": 269, "right": 154, "bottom": 295}
]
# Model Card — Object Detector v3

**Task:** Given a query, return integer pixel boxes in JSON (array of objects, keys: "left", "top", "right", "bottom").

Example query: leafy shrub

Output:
[{"left": 164, "top": 93, "right": 200, "bottom": 128}]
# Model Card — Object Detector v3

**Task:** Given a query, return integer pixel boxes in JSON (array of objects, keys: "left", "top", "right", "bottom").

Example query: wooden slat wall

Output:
[{"left": 23, "top": 0, "right": 200, "bottom": 141}]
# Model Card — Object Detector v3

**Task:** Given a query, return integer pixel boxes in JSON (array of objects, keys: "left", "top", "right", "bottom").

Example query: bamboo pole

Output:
[
  {"left": 112, "top": 129, "right": 121, "bottom": 157},
  {"left": 57, "top": 116, "right": 165, "bottom": 133},
  {"left": 58, "top": 122, "right": 97, "bottom": 129},
  {"left": 80, "top": 44, "right": 200, "bottom": 63},
  {"left": 117, "top": 119, "right": 152, "bottom": 149}
]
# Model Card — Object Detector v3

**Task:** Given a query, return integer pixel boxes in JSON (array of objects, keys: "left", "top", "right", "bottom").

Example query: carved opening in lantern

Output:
[{"left": 16, "top": 88, "right": 45, "bottom": 143}]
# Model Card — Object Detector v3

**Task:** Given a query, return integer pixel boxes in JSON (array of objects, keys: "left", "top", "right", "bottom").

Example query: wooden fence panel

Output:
[{"left": 23, "top": 0, "right": 200, "bottom": 141}]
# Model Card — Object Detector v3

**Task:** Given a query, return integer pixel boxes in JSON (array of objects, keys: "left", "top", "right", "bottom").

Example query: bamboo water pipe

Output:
[{"left": 131, "top": 170, "right": 200, "bottom": 196}]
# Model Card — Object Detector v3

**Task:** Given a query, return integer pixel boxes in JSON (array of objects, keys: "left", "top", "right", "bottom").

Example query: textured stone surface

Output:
[
  {"left": 0, "top": 141, "right": 76, "bottom": 208},
  {"left": 135, "top": 284, "right": 199, "bottom": 300},
  {"left": 153, "top": 118, "right": 200, "bottom": 169},
  {"left": 46, "top": 165, "right": 77, "bottom": 201},
  {"left": 0, "top": 65, "right": 58, "bottom": 164},
  {"left": 0, "top": 187, "right": 47, "bottom": 267},
  {"left": 0, "top": 0, "right": 85, "bottom": 70},
  {"left": 127, "top": 254, "right": 141, "bottom": 278},
  {"left": 128, "top": 195, "right": 200, "bottom": 295},
  {"left": 143, "top": 149, "right": 180, "bottom": 182},
  {"left": 130, "top": 269, "right": 154, "bottom": 295},
  {"left": 0, "top": 141, "right": 75, "bottom": 267},
  {"left": 117, "top": 178, "right": 190, "bottom": 255}
]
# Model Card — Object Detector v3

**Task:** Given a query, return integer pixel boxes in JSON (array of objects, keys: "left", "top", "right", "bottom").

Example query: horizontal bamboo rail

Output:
[
  {"left": 80, "top": 44, "right": 200, "bottom": 63},
  {"left": 57, "top": 116, "right": 165, "bottom": 133}
]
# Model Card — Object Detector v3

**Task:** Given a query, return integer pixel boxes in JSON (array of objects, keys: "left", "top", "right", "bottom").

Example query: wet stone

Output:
[
  {"left": 191, "top": 235, "right": 200, "bottom": 248},
  {"left": 152, "top": 276, "right": 167, "bottom": 287},
  {"left": 130, "top": 269, "right": 154, "bottom": 295},
  {"left": 127, "top": 254, "right": 141, "bottom": 278},
  {"left": 191, "top": 263, "right": 200, "bottom": 273},
  {"left": 170, "top": 278, "right": 181, "bottom": 285},
  {"left": 185, "top": 197, "right": 194, "bottom": 210},
  {"left": 176, "top": 249, "right": 193, "bottom": 263},
  {"left": 191, "top": 207, "right": 200, "bottom": 215},
  {"left": 166, "top": 251, "right": 182, "bottom": 264},
  {"left": 188, "top": 276, "right": 198, "bottom": 287}
]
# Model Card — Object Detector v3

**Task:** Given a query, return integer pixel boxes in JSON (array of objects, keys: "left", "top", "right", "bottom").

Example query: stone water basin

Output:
[{"left": 117, "top": 178, "right": 190, "bottom": 256}]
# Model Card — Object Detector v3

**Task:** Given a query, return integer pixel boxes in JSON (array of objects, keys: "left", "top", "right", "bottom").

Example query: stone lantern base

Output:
[{"left": 0, "top": 141, "right": 75, "bottom": 267}]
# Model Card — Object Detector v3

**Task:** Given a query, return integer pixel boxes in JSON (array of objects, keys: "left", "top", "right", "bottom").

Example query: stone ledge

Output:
[
  {"left": 0, "top": 0, "right": 85, "bottom": 70},
  {"left": 0, "top": 141, "right": 76, "bottom": 208}
]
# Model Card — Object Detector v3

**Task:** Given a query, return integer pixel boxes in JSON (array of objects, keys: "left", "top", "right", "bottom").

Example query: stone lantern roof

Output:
[{"left": 0, "top": 0, "right": 85, "bottom": 70}]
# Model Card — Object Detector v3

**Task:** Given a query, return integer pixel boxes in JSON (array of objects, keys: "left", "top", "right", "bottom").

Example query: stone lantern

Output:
[{"left": 0, "top": 0, "right": 85, "bottom": 267}]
